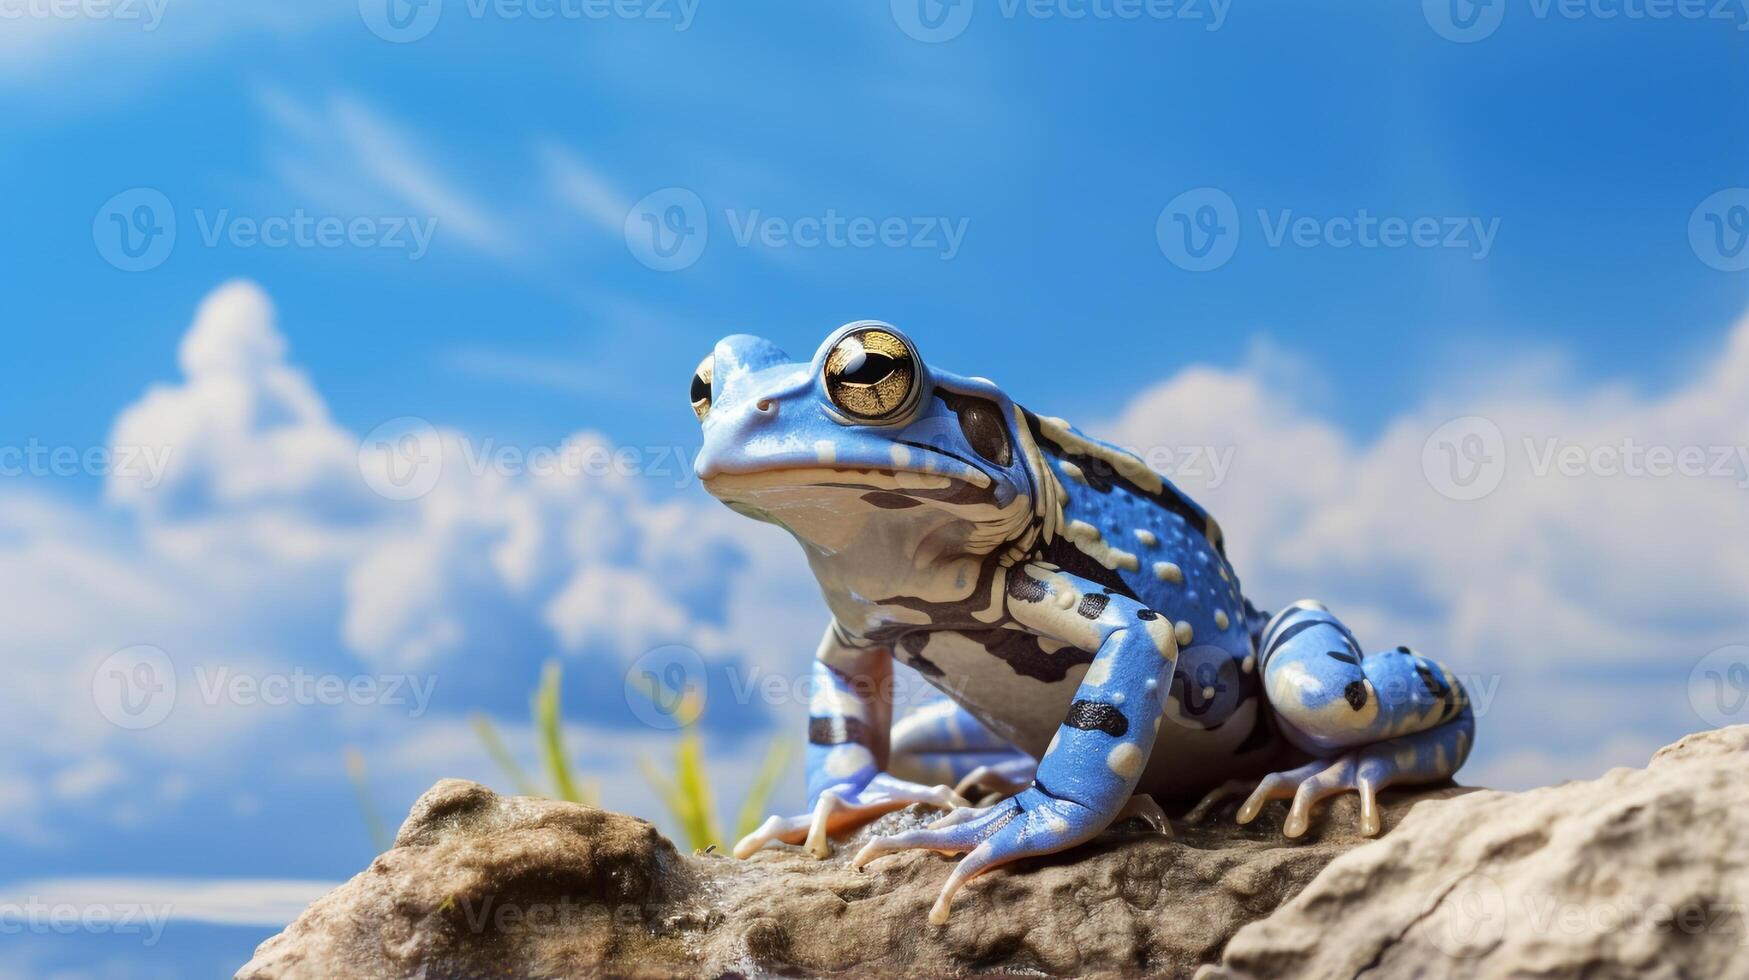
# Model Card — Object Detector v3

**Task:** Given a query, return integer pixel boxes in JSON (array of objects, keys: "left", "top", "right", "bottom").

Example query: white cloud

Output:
[{"left": 1104, "top": 316, "right": 1749, "bottom": 784}]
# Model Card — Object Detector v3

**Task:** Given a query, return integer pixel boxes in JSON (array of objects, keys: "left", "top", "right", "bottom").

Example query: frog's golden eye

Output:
[
  {"left": 689, "top": 354, "right": 713, "bottom": 422},
  {"left": 823, "top": 328, "right": 919, "bottom": 422}
]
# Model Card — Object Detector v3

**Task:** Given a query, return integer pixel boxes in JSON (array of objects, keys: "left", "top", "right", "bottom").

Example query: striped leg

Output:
[
  {"left": 1194, "top": 601, "right": 1475, "bottom": 838},
  {"left": 890, "top": 696, "right": 1038, "bottom": 800},
  {"left": 856, "top": 563, "right": 1181, "bottom": 923},
  {"left": 734, "top": 626, "right": 967, "bottom": 860}
]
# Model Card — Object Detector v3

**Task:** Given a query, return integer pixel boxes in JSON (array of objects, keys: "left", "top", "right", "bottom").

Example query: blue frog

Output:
[{"left": 692, "top": 322, "right": 1473, "bottom": 923}]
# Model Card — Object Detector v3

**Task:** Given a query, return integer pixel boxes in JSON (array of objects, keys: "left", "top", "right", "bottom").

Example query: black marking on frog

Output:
[
  {"left": 1344, "top": 679, "right": 1369, "bottom": 711},
  {"left": 861, "top": 491, "right": 923, "bottom": 509},
  {"left": 1005, "top": 568, "right": 1049, "bottom": 604},
  {"left": 809, "top": 715, "right": 871, "bottom": 746},
  {"left": 938, "top": 391, "right": 1012, "bottom": 468},
  {"left": 963, "top": 627, "right": 1094, "bottom": 684},
  {"left": 897, "top": 631, "right": 947, "bottom": 678},
  {"left": 1076, "top": 592, "right": 1110, "bottom": 620},
  {"left": 1064, "top": 699, "right": 1128, "bottom": 737},
  {"left": 1327, "top": 649, "right": 1361, "bottom": 665}
]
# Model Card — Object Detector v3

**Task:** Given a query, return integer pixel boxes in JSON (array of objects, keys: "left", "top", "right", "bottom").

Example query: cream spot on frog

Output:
[
  {"left": 1215, "top": 609, "right": 1231, "bottom": 631},
  {"left": 814, "top": 440, "right": 836, "bottom": 464},
  {"left": 1065, "top": 520, "right": 1140, "bottom": 572},
  {"left": 1083, "top": 657, "right": 1113, "bottom": 688},
  {"left": 890, "top": 443, "right": 911, "bottom": 468},
  {"left": 1175, "top": 621, "right": 1195, "bottom": 646},
  {"left": 1057, "top": 460, "right": 1088, "bottom": 485},
  {"left": 1107, "top": 742, "right": 1144, "bottom": 779},
  {"left": 824, "top": 744, "right": 874, "bottom": 779},
  {"left": 1133, "top": 528, "right": 1158, "bottom": 547},
  {"left": 1241, "top": 653, "right": 1256, "bottom": 674},
  {"left": 1154, "top": 561, "right": 1184, "bottom": 585}
]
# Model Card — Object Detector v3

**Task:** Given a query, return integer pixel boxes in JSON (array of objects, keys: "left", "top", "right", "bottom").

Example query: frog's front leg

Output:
[
  {"left": 732, "top": 625, "right": 967, "bottom": 860},
  {"left": 854, "top": 561, "right": 1178, "bottom": 923}
]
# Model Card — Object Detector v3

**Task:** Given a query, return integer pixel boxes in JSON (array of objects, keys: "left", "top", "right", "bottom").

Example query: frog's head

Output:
[{"left": 691, "top": 322, "right": 1035, "bottom": 562}]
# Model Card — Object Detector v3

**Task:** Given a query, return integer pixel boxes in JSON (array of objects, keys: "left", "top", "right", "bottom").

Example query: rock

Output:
[
  {"left": 239, "top": 728, "right": 1749, "bottom": 978},
  {"left": 239, "top": 778, "right": 1457, "bottom": 977},
  {"left": 1202, "top": 725, "right": 1749, "bottom": 980}
]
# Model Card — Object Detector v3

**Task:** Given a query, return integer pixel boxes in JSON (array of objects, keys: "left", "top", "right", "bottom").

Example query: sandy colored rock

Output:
[
  {"left": 240, "top": 727, "right": 1748, "bottom": 978},
  {"left": 1202, "top": 725, "right": 1749, "bottom": 980},
  {"left": 239, "top": 777, "right": 1451, "bottom": 977}
]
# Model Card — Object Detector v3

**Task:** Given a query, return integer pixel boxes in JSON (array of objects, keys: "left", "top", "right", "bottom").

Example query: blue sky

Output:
[{"left": 3, "top": 2, "right": 1747, "bottom": 976}]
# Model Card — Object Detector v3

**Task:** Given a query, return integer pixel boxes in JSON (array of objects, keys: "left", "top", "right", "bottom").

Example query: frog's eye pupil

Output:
[
  {"left": 824, "top": 328, "right": 919, "bottom": 422},
  {"left": 839, "top": 351, "right": 895, "bottom": 386},
  {"left": 689, "top": 354, "right": 714, "bottom": 422}
]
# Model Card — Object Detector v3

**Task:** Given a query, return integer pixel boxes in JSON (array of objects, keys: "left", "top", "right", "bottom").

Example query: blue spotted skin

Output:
[{"left": 697, "top": 323, "right": 1475, "bottom": 921}]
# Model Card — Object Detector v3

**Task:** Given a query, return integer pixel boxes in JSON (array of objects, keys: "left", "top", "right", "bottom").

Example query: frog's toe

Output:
[
  {"left": 854, "top": 788, "right": 1104, "bottom": 923},
  {"left": 1228, "top": 750, "right": 1399, "bottom": 839},
  {"left": 732, "top": 775, "right": 966, "bottom": 860}
]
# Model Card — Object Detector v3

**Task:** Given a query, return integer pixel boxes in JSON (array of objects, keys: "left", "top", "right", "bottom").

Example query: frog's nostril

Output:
[{"left": 755, "top": 399, "right": 776, "bottom": 414}]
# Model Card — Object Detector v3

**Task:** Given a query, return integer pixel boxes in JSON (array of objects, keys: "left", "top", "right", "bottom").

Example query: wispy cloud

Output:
[
  {"left": 256, "top": 88, "right": 520, "bottom": 258},
  {"left": 1, "top": 877, "right": 339, "bottom": 929},
  {"left": 538, "top": 143, "right": 631, "bottom": 235}
]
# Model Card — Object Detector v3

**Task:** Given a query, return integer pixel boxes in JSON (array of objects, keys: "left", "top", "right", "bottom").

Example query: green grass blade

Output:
[
  {"left": 343, "top": 747, "right": 391, "bottom": 853},
  {"left": 470, "top": 712, "right": 538, "bottom": 797},
  {"left": 534, "top": 659, "right": 584, "bottom": 804},
  {"left": 734, "top": 737, "right": 791, "bottom": 841},
  {"left": 672, "top": 718, "right": 721, "bottom": 850}
]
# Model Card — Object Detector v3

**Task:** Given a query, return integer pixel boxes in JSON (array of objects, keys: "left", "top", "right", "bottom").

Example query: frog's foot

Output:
[
  {"left": 1221, "top": 712, "right": 1474, "bottom": 838},
  {"left": 732, "top": 774, "right": 967, "bottom": 860},
  {"left": 852, "top": 786, "right": 1105, "bottom": 924},
  {"left": 950, "top": 756, "right": 1036, "bottom": 803}
]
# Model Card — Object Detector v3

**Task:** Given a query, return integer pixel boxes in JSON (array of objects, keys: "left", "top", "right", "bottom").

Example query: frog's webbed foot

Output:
[
  {"left": 732, "top": 774, "right": 966, "bottom": 860},
  {"left": 852, "top": 786, "right": 1105, "bottom": 924}
]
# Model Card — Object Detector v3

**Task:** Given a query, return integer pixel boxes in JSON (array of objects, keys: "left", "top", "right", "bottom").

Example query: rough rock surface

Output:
[
  {"left": 240, "top": 727, "right": 1747, "bottom": 978},
  {"left": 1202, "top": 724, "right": 1749, "bottom": 980},
  {"left": 238, "top": 778, "right": 1454, "bottom": 978}
]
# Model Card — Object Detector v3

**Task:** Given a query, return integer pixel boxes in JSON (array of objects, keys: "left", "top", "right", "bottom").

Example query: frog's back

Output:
[{"left": 1017, "top": 411, "right": 1276, "bottom": 794}]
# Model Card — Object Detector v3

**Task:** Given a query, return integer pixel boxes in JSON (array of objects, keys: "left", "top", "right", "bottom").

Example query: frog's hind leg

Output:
[
  {"left": 1200, "top": 600, "right": 1474, "bottom": 838},
  {"left": 889, "top": 697, "right": 1037, "bottom": 801}
]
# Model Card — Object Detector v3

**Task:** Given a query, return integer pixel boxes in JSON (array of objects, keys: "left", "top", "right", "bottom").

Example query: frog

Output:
[{"left": 691, "top": 322, "right": 1474, "bottom": 923}]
